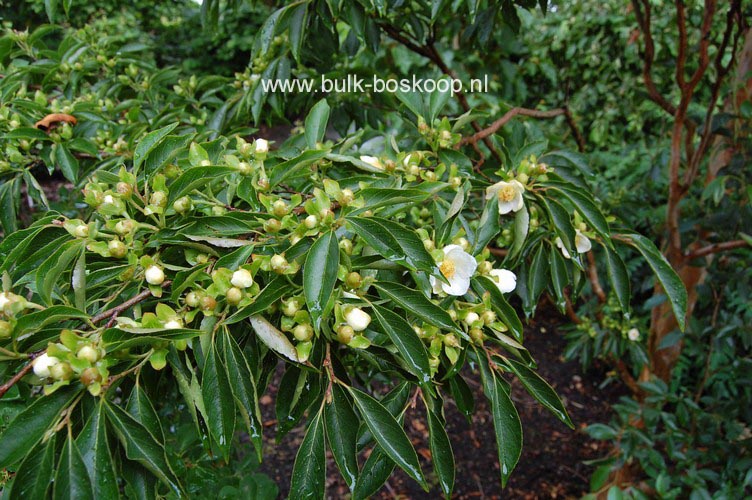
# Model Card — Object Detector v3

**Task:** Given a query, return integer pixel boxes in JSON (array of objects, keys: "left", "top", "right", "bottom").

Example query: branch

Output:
[
  {"left": 0, "top": 351, "right": 42, "bottom": 398},
  {"left": 90, "top": 280, "right": 172, "bottom": 327},
  {"left": 685, "top": 239, "right": 749, "bottom": 259},
  {"left": 460, "top": 107, "right": 568, "bottom": 146},
  {"left": 587, "top": 251, "right": 608, "bottom": 303}
]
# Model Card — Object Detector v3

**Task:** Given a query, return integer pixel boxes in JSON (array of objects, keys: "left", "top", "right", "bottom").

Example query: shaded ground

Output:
[{"left": 258, "top": 311, "right": 625, "bottom": 499}]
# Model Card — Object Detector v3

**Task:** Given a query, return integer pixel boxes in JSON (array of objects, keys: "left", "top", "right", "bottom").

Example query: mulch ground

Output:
[{"left": 257, "top": 310, "right": 625, "bottom": 499}]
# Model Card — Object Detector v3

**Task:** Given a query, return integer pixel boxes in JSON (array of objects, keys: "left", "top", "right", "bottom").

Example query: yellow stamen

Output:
[
  {"left": 497, "top": 185, "right": 516, "bottom": 203},
  {"left": 440, "top": 260, "right": 456, "bottom": 279}
]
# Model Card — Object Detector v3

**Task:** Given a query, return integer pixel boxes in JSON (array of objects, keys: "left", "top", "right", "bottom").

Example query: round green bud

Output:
[
  {"left": 272, "top": 200, "right": 288, "bottom": 217},
  {"left": 149, "top": 191, "right": 167, "bottom": 208},
  {"left": 481, "top": 310, "right": 497, "bottom": 325},
  {"left": 116, "top": 182, "right": 133, "bottom": 198},
  {"left": 0, "top": 320, "right": 12, "bottom": 339},
  {"left": 345, "top": 272, "right": 362, "bottom": 289},
  {"left": 337, "top": 325, "right": 354, "bottom": 344},
  {"left": 293, "top": 323, "right": 313, "bottom": 342},
  {"left": 173, "top": 196, "right": 192, "bottom": 214},
  {"left": 77, "top": 345, "right": 100, "bottom": 363},
  {"left": 469, "top": 328, "right": 484, "bottom": 345},
  {"left": 80, "top": 367, "right": 102, "bottom": 386},
  {"left": 200, "top": 296, "right": 217, "bottom": 312},
  {"left": 304, "top": 215, "right": 319, "bottom": 229},
  {"left": 50, "top": 362, "right": 73, "bottom": 381},
  {"left": 270, "top": 254, "right": 288, "bottom": 272},
  {"left": 185, "top": 291, "right": 201, "bottom": 308},
  {"left": 115, "top": 219, "right": 135, "bottom": 235},
  {"left": 226, "top": 287, "right": 243, "bottom": 305},
  {"left": 264, "top": 219, "right": 282, "bottom": 233},
  {"left": 108, "top": 240, "right": 127, "bottom": 259},
  {"left": 339, "top": 239, "right": 353, "bottom": 255}
]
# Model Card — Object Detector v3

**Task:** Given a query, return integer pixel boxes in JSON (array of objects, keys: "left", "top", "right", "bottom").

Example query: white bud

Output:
[
  {"left": 164, "top": 319, "right": 183, "bottom": 329},
  {"left": 464, "top": 312, "right": 480, "bottom": 326},
  {"left": 33, "top": 353, "right": 60, "bottom": 379},
  {"left": 628, "top": 328, "right": 640, "bottom": 341},
  {"left": 345, "top": 307, "right": 372, "bottom": 332},
  {"left": 145, "top": 265, "right": 165, "bottom": 285},
  {"left": 255, "top": 138, "right": 269, "bottom": 154},
  {"left": 231, "top": 269, "right": 254, "bottom": 289}
]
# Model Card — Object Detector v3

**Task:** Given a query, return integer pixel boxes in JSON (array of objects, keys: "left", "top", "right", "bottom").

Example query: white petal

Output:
[
  {"left": 446, "top": 247, "right": 477, "bottom": 278},
  {"left": 442, "top": 275, "right": 471, "bottom": 296},
  {"left": 442, "top": 244, "right": 463, "bottom": 255},
  {"left": 485, "top": 181, "right": 503, "bottom": 200},
  {"left": 575, "top": 231, "right": 592, "bottom": 253},
  {"left": 345, "top": 308, "right": 372, "bottom": 331},
  {"left": 490, "top": 269, "right": 517, "bottom": 293},
  {"left": 429, "top": 275, "right": 444, "bottom": 295},
  {"left": 498, "top": 200, "right": 515, "bottom": 215}
]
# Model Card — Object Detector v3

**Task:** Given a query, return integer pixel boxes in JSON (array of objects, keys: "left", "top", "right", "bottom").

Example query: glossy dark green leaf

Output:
[
  {"left": 373, "top": 281, "right": 461, "bottom": 335},
  {"left": 346, "top": 216, "right": 436, "bottom": 273},
  {"left": 304, "top": 231, "right": 339, "bottom": 333},
  {"left": 289, "top": 406, "right": 326, "bottom": 499},
  {"left": 471, "top": 277, "right": 524, "bottom": 342},
  {"left": 549, "top": 243, "right": 569, "bottom": 313},
  {"left": 620, "top": 232, "right": 687, "bottom": 331},
  {"left": 202, "top": 341, "right": 236, "bottom": 459},
  {"left": 353, "top": 447, "right": 395, "bottom": 500},
  {"left": 602, "top": 243, "right": 630, "bottom": 315},
  {"left": 511, "top": 203, "right": 530, "bottom": 259},
  {"left": 540, "top": 196, "right": 576, "bottom": 256},
  {"left": 144, "top": 133, "right": 195, "bottom": 176},
  {"left": 325, "top": 385, "right": 359, "bottom": 491},
  {"left": 8, "top": 434, "right": 56, "bottom": 499},
  {"left": 102, "top": 327, "right": 203, "bottom": 352},
  {"left": 427, "top": 409, "right": 455, "bottom": 497},
  {"left": 371, "top": 304, "right": 432, "bottom": 385},
  {"left": 305, "top": 98, "right": 330, "bottom": 149},
  {"left": 54, "top": 435, "right": 94, "bottom": 500},
  {"left": 220, "top": 333, "right": 264, "bottom": 461},
  {"left": 104, "top": 401, "right": 183, "bottom": 495},
  {"left": 166, "top": 166, "right": 235, "bottom": 205},
  {"left": 526, "top": 244, "right": 548, "bottom": 311},
  {"left": 13, "top": 306, "right": 89, "bottom": 338},
  {"left": 226, "top": 276, "right": 292, "bottom": 324},
  {"left": 5, "top": 127, "right": 50, "bottom": 140},
  {"left": 127, "top": 385, "right": 165, "bottom": 443},
  {"left": 133, "top": 122, "right": 179, "bottom": 173},
  {"left": 348, "top": 386, "right": 426, "bottom": 489},
  {"left": 448, "top": 375, "right": 474, "bottom": 419},
  {"left": 472, "top": 195, "right": 501, "bottom": 255},
  {"left": 0, "top": 386, "right": 78, "bottom": 467},
  {"left": 0, "top": 179, "right": 19, "bottom": 234},
  {"left": 269, "top": 149, "right": 328, "bottom": 186},
  {"left": 546, "top": 183, "right": 610, "bottom": 242},
  {"left": 36, "top": 239, "right": 84, "bottom": 306},
  {"left": 504, "top": 359, "right": 573, "bottom": 428},
  {"left": 54, "top": 144, "right": 79, "bottom": 183},
  {"left": 77, "top": 402, "right": 119, "bottom": 499}
]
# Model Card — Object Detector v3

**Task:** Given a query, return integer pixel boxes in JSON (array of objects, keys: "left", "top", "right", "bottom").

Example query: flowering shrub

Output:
[{"left": 0, "top": 3, "right": 689, "bottom": 498}]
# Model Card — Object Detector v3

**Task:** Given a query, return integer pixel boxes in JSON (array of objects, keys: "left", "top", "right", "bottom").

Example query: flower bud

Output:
[
  {"left": 0, "top": 320, "right": 11, "bottom": 339},
  {"left": 32, "top": 353, "right": 60, "bottom": 379},
  {"left": 345, "top": 272, "right": 362, "bottom": 289},
  {"left": 231, "top": 269, "right": 254, "bottom": 289},
  {"left": 116, "top": 182, "right": 133, "bottom": 198},
  {"left": 345, "top": 307, "right": 371, "bottom": 332},
  {"left": 115, "top": 219, "right": 135, "bottom": 235},
  {"left": 145, "top": 265, "right": 165, "bottom": 285},
  {"left": 481, "top": 310, "right": 497, "bottom": 325},
  {"left": 464, "top": 312, "right": 480, "bottom": 326},
  {"left": 173, "top": 196, "right": 192, "bottom": 214},
  {"left": 185, "top": 291, "right": 201, "bottom": 308},
  {"left": 164, "top": 319, "right": 183, "bottom": 329},
  {"left": 339, "top": 239, "right": 353, "bottom": 255},
  {"left": 293, "top": 323, "right": 313, "bottom": 342},
  {"left": 304, "top": 214, "right": 319, "bottom": 229},
  {"left": 282, "top": 298, "right": 301, "bottom": 317},
  {"left": 80, "top": 367, "right": 103, "bottom": 386},
  {"left": 50, "top": 362, "right": 73, "bottom": 381},
  {"left": 226, "top": 287, "right": 243, "bottom": 305},
  {"left": 337, "top": 325, "right": 354, "bottom": 344},
  {"left": 255, "top": 138, "right": 269, "bottom": 154},
  {"left": 77, "top": 345, "right": 100, "bottom": 363},
  {"left": 200, "top": 296, "right": 217, "bottom": 312},
  {"left": 108, "top": 240, "right": 127, "bottom": 258},
  {"left": 339, "top": 189, "right": 354, "bottom": 206},
  {"left": 443, "top": 334, "right": 460, "bottom": 348},
  {"left": 73, "top": 225, "right": 89, "bottom": 238},
  {"left": 272, "top": 199, "right": 288, "bottom": 217},
  {"left": 264, "top": 219, "right": 281, "bottom": 233},
  {"left": 469, "top": 328, "right": 484, "bottom": 345},
  {"left": 270, "top": 254, "right": 288, "bottom": 272},
  {"left": 149, "top": 191, "right": 168, "bottom": 208}
]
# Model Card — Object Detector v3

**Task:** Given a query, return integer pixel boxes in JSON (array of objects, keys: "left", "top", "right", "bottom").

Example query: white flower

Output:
[
  {"left": 345, "top": 307, "right": 371, "bottom": 332},
  {"left": 627, "top": 328, "right": 640, "bottom": 341},
  {"left": 464, "top": 312, "right": 480, "bottom": 326},
  {"left": 555, "top": 230, "right": 592, "bottom": 259},
  {"left": 430, "top": 244, "right": 478, "bottom": 296},
  {"left": 33, "top": 353, "right": 60, "bottom": 379},
  {"left": 231, "top": 269, "right": 254, "bottom": 289},
  {"left": 145, "top": 265, "right": 165, "bottom": 285},
  {"left": 485, "top": 180, "right": 525, "bottom": 215},
  {"left": 255, "top": 138, "right": 269, "bottom": 154},
  {"left": 0, "top": 292, "right": 9, "bottom": 310},
  {"left": 489, "top": 268, "right": 517, "bottom": 294},
  {"left": 359, "top": 155, "right": 383, "bottom": 170},
  {"left": 164, "top": 319, "right": 183, "bottom": 329}
]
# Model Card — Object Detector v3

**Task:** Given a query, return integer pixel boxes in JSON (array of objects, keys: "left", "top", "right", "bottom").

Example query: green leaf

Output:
[
  {"left": 428, "top": 78, "right": 452, "bottom": 123},
  {"left": 44, "top": 0, "right": 58, "bottom": 22},
  {"left": 54, "top": 435, "right": 94, "bottom": 500},
  {"left": 348, "top": 387, "right": 426, "bottom": 489},
  {"left": 77, "top": 402, "right": 119, "bottom": 499},
  {"left": 503, "top": 359, "right": 573, "bottom": 428},
  {"left": 13, "top": 306, "right": 89, "bottom": 339},
  {"left": 371, "top": 304, "right": 432, "bottom": 384},
  {"left": 477, "top": 353, "right": 522, "bottom": 487},
  {"left": 353, "top": 446, "right": 395, "bottom": 499},
  {"left": 104, "top": 401, "right": 183, "bottom": 496},
  {"left": 133, "top": 122, "right": 179, "bottom": 174},
  {"left": 269, "top": 150, "right": 328, "bottom": 187},
  {"left": 54, "top": 144, "right": 79, "bottom": 183},
  {"left": 549, "top": 243, "right": 568, "bottom": 313},
  {"left": 325, "top": 385, "right": 359, "bottom": 491},
  {"left": 102, "top": 327, "right": 203, "bottom": 352},
  {"left": 37, "top": 240, "right": 84, "bottom": 306},
  {"left": 304, "top": 231, "right": 339, "bottom": 333},
  {"left": 472, "top": 195, "right": 501, "bottom": 255},
  {"left": 540, "top": 196, "right": 576, "bottom": 255},
  {"left": 511, "top": 203, "right": 529, "bottom": 259},
  {"left": 5, "top": 127, "right": 50, "bottom": 141},
  {"left": 620, "top": 233, "right": 688, "bottom": 331},
  {"left": 602, "top": 244, "right": 630, "bottom": 315},
  {"left": 372, "top": 281, "right": 461, "bottom": 335},
  {"left": 288, "top": 3, "right": 308, "bottom": 63},
  {"left": 167, "top": 166, "right": 235, "bottom": 205},
  {"left": 305, "top": 98, "right": 330, "bottom": 149},
  {"left": 526, "top": 244, "right": 548, "bottom": 310},
  {"left": 226, "top": 276, "right": 293, "bottom": 324},
  {"left": 471, "top": 277, "right": 524, "bottom": 342},
  {"left": 289, "top": 406, "right": 326, "bottom": 499},
  {"left": 0, "top": 179, "right": 19, "bottom": 234},
  {"left": 546, "top": 183, "right": 610, "bottom": 242},
  {"left": 0, "top": 386, "right": 78, "bottom": 467},
  {"left": 202, "top": 341, "right": 236, "bottom": 460},
  {"left": 427, "top": 409, "right": 455, "bottom": 497},
  {"left": 144, "top": 133, "right": 195, "bottom": 176},
  {"left": 248, "top": 315, "right": 299, "bottom": 362},
  {"left": 127, "top": 385, "right": 165, "bottom": 443},
  {"left": 346, "top": 216, "right": 436, "bottom": 273},
  {"left": 220, "top": 333, "right": 264, "bottom": 461},
  {"left": 8, "top": 434, "right": 56, "bottom": 499}
]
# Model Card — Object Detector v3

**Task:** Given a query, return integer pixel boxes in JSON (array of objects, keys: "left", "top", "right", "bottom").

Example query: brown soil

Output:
[{"left": 257, "top": 311, "right": 625, "bottom": 499}]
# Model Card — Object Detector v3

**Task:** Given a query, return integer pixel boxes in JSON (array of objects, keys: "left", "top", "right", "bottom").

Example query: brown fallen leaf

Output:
[{"left": 35, "top": 113, "right": 77, "bottom": 131}]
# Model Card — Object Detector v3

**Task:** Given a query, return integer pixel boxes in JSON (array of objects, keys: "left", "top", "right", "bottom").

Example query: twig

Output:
[
  {"left": 0, "top": 351, "right": 42, "bottom": 398},
  {"left": 90, "top": 281, "right": 172, "bottom": 327},
  {"left": 587, "top": 251, "right": 607, "bottom": 303},
  {"left": 460, "top": 107, "right": 568, "bottom": 146},
  {"left": 684, "top": 239, "right": 749, "bottom": 259}
]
